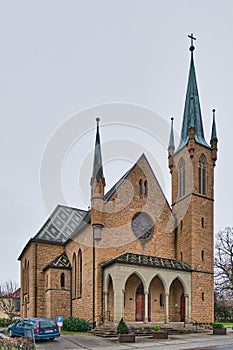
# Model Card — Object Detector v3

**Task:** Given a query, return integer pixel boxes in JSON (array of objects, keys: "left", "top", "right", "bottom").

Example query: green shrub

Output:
[
  {"left": 117, "top": 318, "right": 129, "bottom": 334},
  {"left": 212, "top": 323, "right": 224, "bottom": 329},
  {"left": 62, "top": 317, "right": 89, "bottom": 332},
  {"left": 151, "top": 325, "right": 161, "bottom": 331},
  {"left": 0, "top": 318, "right": 15, "bottom": 328}
]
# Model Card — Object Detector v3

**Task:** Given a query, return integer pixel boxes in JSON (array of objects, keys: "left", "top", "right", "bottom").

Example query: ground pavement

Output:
[{"left": 36, "top": 330, "right": 233, "bottom": 350}]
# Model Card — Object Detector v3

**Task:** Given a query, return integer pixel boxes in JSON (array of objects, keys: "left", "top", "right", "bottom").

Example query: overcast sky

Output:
[{"left": 1, "top": 0, "right": 232, "bottom": 286}]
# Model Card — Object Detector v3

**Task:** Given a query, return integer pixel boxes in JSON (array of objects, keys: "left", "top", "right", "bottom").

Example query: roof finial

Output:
[
  {"left": 188, "top": 33, "right": 196, "bottom": 52},
  {"left": 96, "top": 117, "right": 100, "bottom": 125}
]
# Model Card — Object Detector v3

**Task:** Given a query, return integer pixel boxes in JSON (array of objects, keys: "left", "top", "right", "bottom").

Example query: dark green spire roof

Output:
[
  {"left": 211, "top": 109, "right": 218, "bottom": 140},
  {"left": 177, "top": 49, "right": 209, "bottom": 151},
  {"left": 168, "top": 117, "right": 175, "bottom": 151},
  {"left": 92, "top": 118, "right": 104, "bottom": 181}
]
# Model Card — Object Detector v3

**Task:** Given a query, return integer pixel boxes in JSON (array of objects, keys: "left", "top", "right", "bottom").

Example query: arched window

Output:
[
  {"left": 199, "top": 154, "right": 206, "bottom": 195},
  {"left": 178, "top": 158, "right": 185, "bottom": 198},
  {"left": 138, "top": 179, "right": 142, "bottom": 195},
  {"left": 144, "top": 181, "right": 148, "bottom": 196},
  {"left": 61, "top": 273, "right": 65, "bottom": 288},
  {"left": 202, "top": 292, "right": 205, "bottom": 301},
  {"left": 77, "top": 249, "right": 82, "bottom": 296},
  {"left": 72, "top": 253, "right": 76, "bottom": 298}
]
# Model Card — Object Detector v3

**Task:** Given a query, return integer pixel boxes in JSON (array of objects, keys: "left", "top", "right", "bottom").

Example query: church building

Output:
[{"left": 19, "top": 37, "right": 218, "bottom": 325}]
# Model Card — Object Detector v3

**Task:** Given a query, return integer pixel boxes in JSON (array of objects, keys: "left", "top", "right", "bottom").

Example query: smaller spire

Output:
[
  {"left": 168, "top": 117, "right": 175, "bottom": 174},
  {"left": 210, "top": 109, "right": 218, "bottom": 166},
  {"left": 211, "top": 109, "right": 218, "bottom": 140},
  {"left": 92, "top": 118, "right": 105, "bottom": 182},
  {"left": 168, "top": 117, "right": 175, "bottom": 152}
]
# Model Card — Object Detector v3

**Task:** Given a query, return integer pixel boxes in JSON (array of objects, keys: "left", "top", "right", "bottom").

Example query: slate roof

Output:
[
  {"left": 43, "top": 252, "right": 71, "bottom": 271},
  {"left": 177, "top": 50, "right": 210, "bottom": 152},
  {"left": 101, "top": 252, "right": 191, "bottom": 272},
  {"left": 34, "top": 205, "right": 89, "bottom": 243}
]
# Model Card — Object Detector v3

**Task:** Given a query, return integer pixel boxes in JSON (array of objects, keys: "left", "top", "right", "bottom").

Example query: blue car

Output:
[{"left": 8, "top": 318, "right": 60, "bottom": 341}]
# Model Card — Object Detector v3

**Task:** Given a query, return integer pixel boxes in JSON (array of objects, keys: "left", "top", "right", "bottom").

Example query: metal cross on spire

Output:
[{"left": 188, "top": 33, "right": 196, "bottom": 52}]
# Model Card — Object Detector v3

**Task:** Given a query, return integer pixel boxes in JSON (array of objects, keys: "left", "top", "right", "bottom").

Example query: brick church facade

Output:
[{"left": 19, "top": 40, "right": 218, "bottom": 325}]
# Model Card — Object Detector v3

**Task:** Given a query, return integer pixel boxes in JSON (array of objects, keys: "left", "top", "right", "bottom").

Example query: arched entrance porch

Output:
[
  {"left": 102, "top": 254, "right": 191, "bottom": 323},
  {"left": 169, "top": 278, "right": 185, "bottom": 322}
]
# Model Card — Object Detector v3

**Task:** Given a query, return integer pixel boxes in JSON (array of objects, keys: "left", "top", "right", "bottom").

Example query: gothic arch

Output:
[
  {"left": 72, "top": 252, "right": 77, "bottom": 297},
  {"left": 168, "top": 275, "right": 187, "bottom": 294},
  {"left": 178, "top": 157, "right": 185, "bottom": 198},
  {"left": 124, "top": 272, "right": 145, "bottom": 322},
  {"left": 148, "top": 274, "right": 166, "bottom": 322},
  {"left": 123, "top": 271, "right": 146, "bottom": 290},
  {"left": 168, "top": 277, "right": 186, "bottom": 322},
  {"left": 199, "top": 153, "right": 207, "bottom": 195},
  {"left": 77, "top": 249, "right": 82, "bottom": 296}
]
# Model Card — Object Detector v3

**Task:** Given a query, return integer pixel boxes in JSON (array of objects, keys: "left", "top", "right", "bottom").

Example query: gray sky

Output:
[{"left": 1, "top": 0, "right": 232, "bottom": 286}]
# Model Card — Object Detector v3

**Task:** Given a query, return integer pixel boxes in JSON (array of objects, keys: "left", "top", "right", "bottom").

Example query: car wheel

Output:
[{"left": 8, "top": 329, "right": 13, "bottom": 337}]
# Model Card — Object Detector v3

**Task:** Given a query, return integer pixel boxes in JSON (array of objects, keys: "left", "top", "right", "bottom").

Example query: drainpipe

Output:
[{"left": 34, "top": 240, "right": 38, "bottom": 317}]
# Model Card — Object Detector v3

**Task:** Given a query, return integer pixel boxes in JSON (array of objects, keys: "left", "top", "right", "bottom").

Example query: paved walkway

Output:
[{"left": 36, "top": 330, "right": 233, "bottom": 350}]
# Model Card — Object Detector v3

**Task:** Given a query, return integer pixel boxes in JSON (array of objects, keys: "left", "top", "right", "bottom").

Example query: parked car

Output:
[{"left": 8, "top": 318, "right": 60, "bottom": 340}]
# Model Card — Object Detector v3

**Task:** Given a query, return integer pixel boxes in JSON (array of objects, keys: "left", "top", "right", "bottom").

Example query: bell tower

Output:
[{"left": 168, "top": 34, "right": 218, "bottom": 323}]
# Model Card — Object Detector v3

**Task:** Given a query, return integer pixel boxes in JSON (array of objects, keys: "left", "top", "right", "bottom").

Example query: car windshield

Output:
[{"left": 39, "top": 320, "right": 56, "bottom": 328}]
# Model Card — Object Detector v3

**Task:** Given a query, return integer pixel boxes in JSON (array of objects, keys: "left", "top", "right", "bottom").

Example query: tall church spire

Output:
[
  {"left": 177, "top": 34, "right": 209, "bottom": 151},
  {"left": 91, "top": 118, "right": 105, "bottom": 183}
]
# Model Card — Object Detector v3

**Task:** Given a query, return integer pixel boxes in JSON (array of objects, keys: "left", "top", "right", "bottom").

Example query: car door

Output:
[{"left": 13, "top": 320, "right": 25, "bottom": 336}]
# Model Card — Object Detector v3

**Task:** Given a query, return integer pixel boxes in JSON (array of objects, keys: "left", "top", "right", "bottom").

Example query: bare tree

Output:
[
  {"left": 215, "top": 227, "right": 233, "bottom": 303},
  {"left": 0, "top": 280, "right": 19, "bottom": 318}
]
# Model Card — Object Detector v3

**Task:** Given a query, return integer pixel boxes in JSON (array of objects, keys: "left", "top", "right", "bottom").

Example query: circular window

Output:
[{"left": 131, "top": 212, "right": 154, "bottom": 240}]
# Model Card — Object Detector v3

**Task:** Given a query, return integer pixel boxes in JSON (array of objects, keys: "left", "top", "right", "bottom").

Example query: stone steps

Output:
[{"left": 90, "top": 322, "right": 202, "bottom": 338}]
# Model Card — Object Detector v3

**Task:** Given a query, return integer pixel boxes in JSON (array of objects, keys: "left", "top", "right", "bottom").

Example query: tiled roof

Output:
[
  {"left": 101, "top": 252, "right": 191, "bottom": 272},
  {"left": 34, "top": 205, "right": 89, "bottom": 243},
  {"left": 43, "top": 252, "right": 71, "bottom": 271}
]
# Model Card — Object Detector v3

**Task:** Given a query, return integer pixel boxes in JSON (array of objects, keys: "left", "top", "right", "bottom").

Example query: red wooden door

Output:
[
  {"left": 136, "top": 294, "right": 145, "bottom": 321},
  {"left": 180, "top": 293, "right": 185, "bottom": 322}
]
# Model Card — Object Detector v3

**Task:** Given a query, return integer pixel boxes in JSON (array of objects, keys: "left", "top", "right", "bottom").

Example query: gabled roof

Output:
[
  {"left": 43, "top": 252, "right": 71, "bottom": 271},
  {"left": 101, "top": 252, "right": 191, "bottom": 272},
  {"left": 34, "top": 205, "right": 88, "bottom": 243},
  {"left": 104, "top": 153, "right": 171, "bottom": 211}
]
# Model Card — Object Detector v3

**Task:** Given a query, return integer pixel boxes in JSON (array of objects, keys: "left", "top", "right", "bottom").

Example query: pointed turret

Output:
[
  {"left": 168, "top": 117, "right": 175, "bottom": 173},
  {"left": 210, "top": 109, "right": 218, "bottom": 166},
  {"left": 177, "top": 36, "right": 209, "bottom": 152},
  {"left": 91, "top": 118, "right": 105, "bottom": 183},
  {"left": 91, "top": 118, "right": 105, "bottom": 230}
]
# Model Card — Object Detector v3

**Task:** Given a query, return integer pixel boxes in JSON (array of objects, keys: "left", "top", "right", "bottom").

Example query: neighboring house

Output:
[
  {"left": 18, "top": 39, "right": 218, "bottom": 325},
  {"left": 0, "top": 288, "right": 20, "bottom": 318}
]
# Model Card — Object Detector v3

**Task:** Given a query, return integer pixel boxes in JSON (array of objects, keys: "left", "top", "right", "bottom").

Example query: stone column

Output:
[
  {"left": 165, "top": 293, "right": 169, "bottom": 323},
  {"left": 114, "top": 283, "right": 124, "bottom": 322},
  {"left": 103, "top": 291, "right": 108, "bottom": 321},
  {"left": 144, "top": 291, "right": 149, "bottom": 322},
  {"left": 184, "top": 294, "right": 189, "bottom": 321}
]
